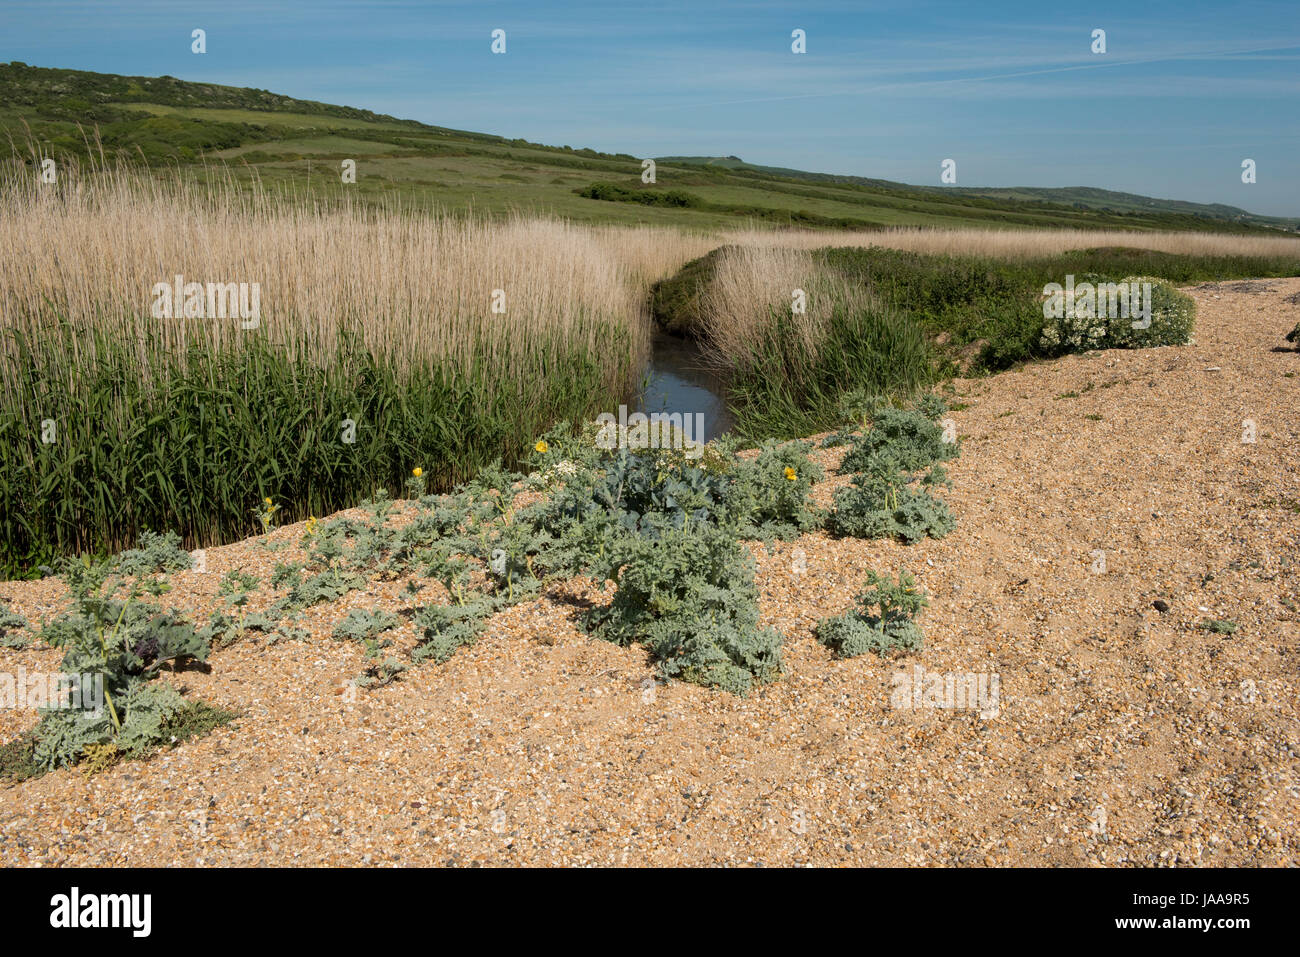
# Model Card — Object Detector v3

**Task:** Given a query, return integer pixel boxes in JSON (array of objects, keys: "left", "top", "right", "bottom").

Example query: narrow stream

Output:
[{"left": 628, "top": 330, "right": 734, "bottom": 442}]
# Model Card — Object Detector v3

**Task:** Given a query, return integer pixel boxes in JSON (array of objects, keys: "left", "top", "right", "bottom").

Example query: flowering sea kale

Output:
[
  {"left": 1039, "top": 274, "right": 1196, "bottom": 354},
  {"left": 726, "top": 440, "right": 826, "bottom": 539}
]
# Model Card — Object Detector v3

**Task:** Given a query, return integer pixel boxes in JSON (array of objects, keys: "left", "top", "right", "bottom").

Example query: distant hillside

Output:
[
  {"left": 3, "top": 62, "right": 1295, "bottom": 235},
  {"left": 0, "top": 60, "right": 430, "bottom": 124},
  {"left": 659, "top": 155, "right": 1300, "bottom": 232}
]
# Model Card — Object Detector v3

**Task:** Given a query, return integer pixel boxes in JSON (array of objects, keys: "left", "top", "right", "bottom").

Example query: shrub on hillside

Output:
[{"left": 576, "top": 182, "right": 703, "bottom": 209}]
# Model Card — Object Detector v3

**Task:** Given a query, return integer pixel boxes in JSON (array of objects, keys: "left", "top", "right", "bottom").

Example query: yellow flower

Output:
[
  {"left": 264, "top": 497, "right": 273, "bottom": 506},
  {"left": 784, "top": 466, "right": 797, "bottom": 481},
  {"left": 535, "top": 440, "right": 549, "bottom": 454},
  {"left": 412, "top": 467, "right": 423, "bottom": 478}
]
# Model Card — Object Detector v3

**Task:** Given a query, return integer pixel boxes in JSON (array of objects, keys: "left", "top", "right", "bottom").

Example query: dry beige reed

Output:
[
  {"left": 0, "top": 165, "right": 714, "bottom": 393},
  {"left": 7, "top": 160, "right": 1297, "bottom": 396},
  {"left": 697, "top": 244, "right": 871, "bottom": 371},
  {"left": 720, "top": 226, "right": 1300, "bottom": 259}
]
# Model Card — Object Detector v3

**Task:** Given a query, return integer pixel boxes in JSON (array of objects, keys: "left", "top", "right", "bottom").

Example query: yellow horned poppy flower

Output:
[
  {"left": 535, "top": 440, "right": 549, "bottom": 454},
  {"left": 412, "top": 467, "right": 423, "bottom": 478},
  {"left": 784, "top": 466, "right": 797, "bottom": 481}
]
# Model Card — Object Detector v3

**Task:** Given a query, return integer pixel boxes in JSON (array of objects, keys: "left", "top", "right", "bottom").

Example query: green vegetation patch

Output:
[
  {"left": 1039, "top": 275, "right": 1196, "bottom": 353},
  {"left": 819, "top": 246, "right": 1300, "bottom": 372},
  {"left": 577, "top": 182, "right": 704, "bottom": 208},
  {"left": 727, "top": 301, "right": 935, "bottom": 439},
  {"left": 0, "top": 326, "right": 630, "bottom": 578},
  {"left": 649, "top": 247, "right": 729, "bottom": 337},
  {"left": 0, "top": 549, "right": 232, "bottom": 780},
  {"left": 815, "top": 568, "right": 929, "bottom": 658}
]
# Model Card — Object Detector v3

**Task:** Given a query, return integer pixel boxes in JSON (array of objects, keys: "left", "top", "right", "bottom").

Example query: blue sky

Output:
[{"left": 3, "top": 0, "right": 1298, "bottom": 214}]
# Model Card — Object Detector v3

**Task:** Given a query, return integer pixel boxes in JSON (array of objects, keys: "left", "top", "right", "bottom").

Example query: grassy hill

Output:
[
  {"left": 660, "top": 155, "right": 1300, "bottom": 232},
  {"left": 3, "top": 61, "right": 1295, "bottom": 234}
]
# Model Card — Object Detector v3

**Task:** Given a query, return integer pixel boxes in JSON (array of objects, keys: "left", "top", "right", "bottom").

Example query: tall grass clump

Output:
[
  {"left": 0, "top": 159, "right": 675, "bottom": 575},
  {"left": 697, "top": 245, "right": 932, "bottom": 438}
]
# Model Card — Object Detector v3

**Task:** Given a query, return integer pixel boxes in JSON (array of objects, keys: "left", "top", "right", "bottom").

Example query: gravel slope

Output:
[{"left": 1, "top": 278, "right": 1297, "bottom": 867}]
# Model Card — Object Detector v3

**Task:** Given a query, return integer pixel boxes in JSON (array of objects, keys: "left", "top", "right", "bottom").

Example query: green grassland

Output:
[{"left": 4, "top": 61, "right": 1295, "bottom": 233}]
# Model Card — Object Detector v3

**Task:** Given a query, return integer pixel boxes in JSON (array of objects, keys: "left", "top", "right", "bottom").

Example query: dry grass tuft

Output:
[{"left": 698, "top": 245, "right": 870, "bottom": 370}]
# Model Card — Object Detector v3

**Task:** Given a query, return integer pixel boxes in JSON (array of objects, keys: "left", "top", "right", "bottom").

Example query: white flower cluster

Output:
[
  {"left": 1039, "top": 314, "right": 1108, "bottom": 352},
  {"left": 1040, "top": 274, "right": 1195, "bottom": 354},
  {"left": 533, "top": 458, "right": 580, "bottom": 488}
]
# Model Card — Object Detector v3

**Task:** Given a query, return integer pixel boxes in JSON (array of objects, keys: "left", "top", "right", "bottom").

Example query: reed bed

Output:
[
  {"left": 698, "top": 245, "right": 857, "bottom": 365},
  {"left": 0, "top": 162, "right": 707, "bottom": 573},
  {"left": 720, "top": 225, "right": 1300, "bottom": 260},
  {"left": 0, "top": 164, "right": 648, "bottom": 379}
]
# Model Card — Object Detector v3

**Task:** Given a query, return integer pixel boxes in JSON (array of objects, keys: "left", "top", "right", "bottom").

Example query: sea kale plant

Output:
[
  {"left": 199, "top": 570, "right": 277, "bottom": 647},
  {"left": 332, "top": 607, "right": 399, "bottom": 642},
  {"left": 726, "top": 440, "right": 826, "bottom": 539},
  {"left": 831, "top": 400, "right": 959, "bottom": 543},
  {"left": 515, "top": 446, "right": 734, "bottom": 582},
  {"left": 496, "top": 436, "right": 811, "bottom": 692},
  {"left": 25, "top": 557, "right": 215, "bottom": 772},
  {"left": 815, "top": 568, "right": 929, "bottom": 658},
  {"left": 111, "top": 530, "right": 194, "bottom": 577},
  {"left": 586, "top": 520, "right": 783, "bottom": 695},
  {"left": 1039, "top": 274, "right": 1196, "bottom": 354},
  {"left": 830, "top": 459, "right": 956, "bottom": 543},
  {"left": 332, "top": 608, "right": 406, "bottom": 687},
  {"left": 0, "top": 598, "right": 29, "bottom": 648},
  {"left": 839, "top": 406, "right": 958, "bottom": 474},
  {"left": 412, "top": 596, "right": 502, "bottom": 664}
]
